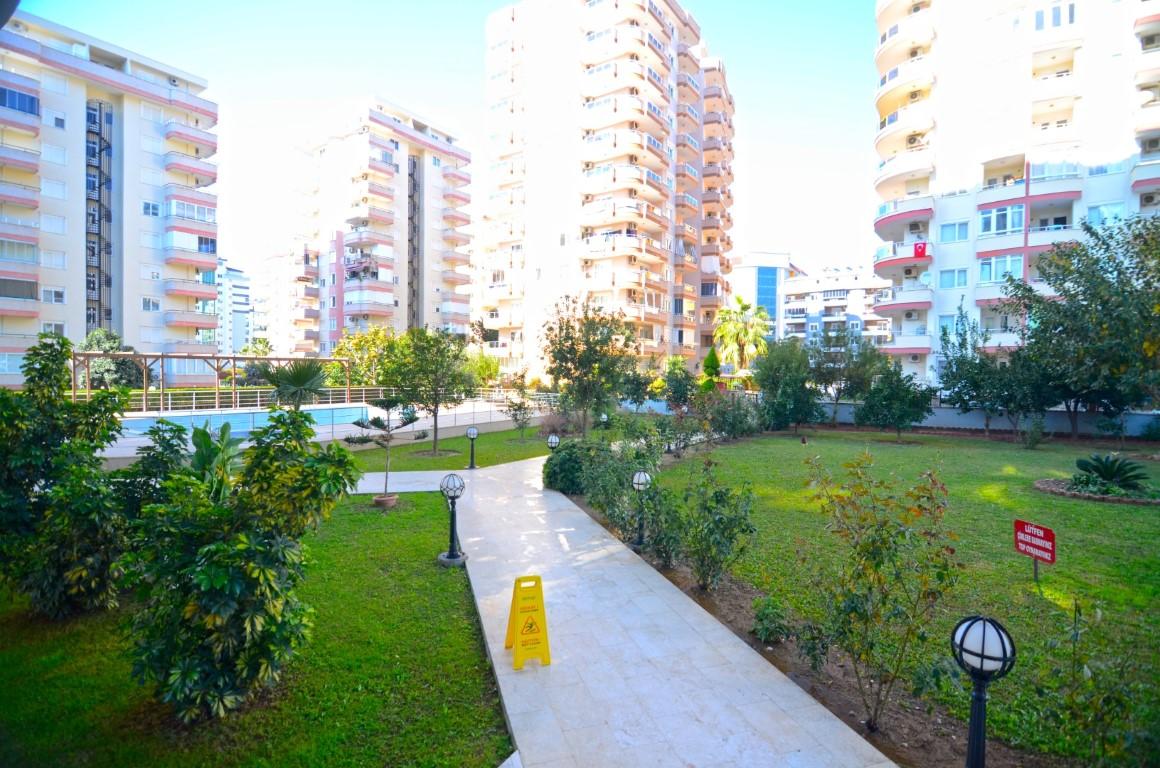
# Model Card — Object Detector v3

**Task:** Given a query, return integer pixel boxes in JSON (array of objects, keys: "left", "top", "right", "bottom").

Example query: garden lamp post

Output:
[
  {"left": 600, "top": 413, "right": 608, "bottom": 427},
  {"left": 466, "top": 426, "right": 479, "bottom": 469},
  {"left": 437, "top": 473, "right": 467, "bottom": 568},
  {"left": 547, "top": 433, "right": 560, "bottom": 452},
  {"left": 631, "top": 469, "right": 652, "bottom": 551},
  {"left": 950, "top": 615, "right": 1016, "bottom": 768}
]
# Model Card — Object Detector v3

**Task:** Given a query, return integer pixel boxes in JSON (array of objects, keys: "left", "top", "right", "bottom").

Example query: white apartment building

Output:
[
  {"left": 780, "top": 268, "right": 892, "bottom": 347},
  {"left": 215, "top": 259, "right": 251, "bottom": 354},
  {"left": 0, "top": 11, "right": 218, "bottom": 386},
  {"left": 477, "top": 0, "right": 736, "bottom": 378},
  {"left": 872, "top": 0, "right": 1150, "bottom": 382},
  {"left": 729, "top": 251, "right": 807, "bottom": 341},
  {"left": 292, "top": 102, "right": 470, "bottom": 355},
  {"left": 254, "top": 241, "right": 320, "bottom": 357}
]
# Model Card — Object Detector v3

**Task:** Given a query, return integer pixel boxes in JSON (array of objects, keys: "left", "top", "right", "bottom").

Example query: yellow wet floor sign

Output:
[{"left": 504, "top": 575, "right": 550, "bottom": 669}]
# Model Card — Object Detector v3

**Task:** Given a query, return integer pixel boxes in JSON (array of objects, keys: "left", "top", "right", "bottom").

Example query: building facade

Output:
[
  {"left": 780, "top": 268, "right": 891, "bottom": 347},
  {"left": 0, "top": 11, "right": 217, "bottom": 385},
  {"left": 729, "top": 251, "right": 806, "bottom": 340},
  {"left": 293, "top": 102, "right": 470, "bottom": 356},
  {"left": 215, "top": 259, "right": 251, "bottom": 354},
  {"left": 872, "top": 0, "right": 1149, "bottom": 382},
  {"left": 476, "top": 0, "right": 736, "bottom": 378}
]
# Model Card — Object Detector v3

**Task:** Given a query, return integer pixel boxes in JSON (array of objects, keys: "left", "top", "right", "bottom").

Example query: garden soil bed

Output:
[
  {"left": 571, "top": 495, "right": 1071, "bottom": 768},
  {"left": 1033, "top": 478, "right": 1160, "bottom": 506}
]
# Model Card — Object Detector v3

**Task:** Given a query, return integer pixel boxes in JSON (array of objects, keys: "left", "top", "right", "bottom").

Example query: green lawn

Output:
[
  {"left": 659, "top": 430, "right": 1159, "bottom": 757},
  {"left": 341, "top": 426, "right": 564, "bottom": 473},
  {"left": 0, "top": 494, "right": 512, "bottom": 768}
]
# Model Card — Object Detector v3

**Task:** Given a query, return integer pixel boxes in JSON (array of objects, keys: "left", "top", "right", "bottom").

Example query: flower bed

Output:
[{"left": 1033, "top": 478, "right": 1160, "bottom": 506}]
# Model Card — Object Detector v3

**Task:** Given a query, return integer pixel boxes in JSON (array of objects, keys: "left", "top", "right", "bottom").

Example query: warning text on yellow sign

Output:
[{"left": 504, "top": 575, "right": 550, "bottom": 670}]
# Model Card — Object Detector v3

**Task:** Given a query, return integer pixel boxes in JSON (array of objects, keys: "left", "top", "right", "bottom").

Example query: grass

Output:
[
  {"left": 659, "top": 430, "right": 1160, "bottom": 758},
  {"left": 0, "top": 494, "right": 512, "bottom": 768}
]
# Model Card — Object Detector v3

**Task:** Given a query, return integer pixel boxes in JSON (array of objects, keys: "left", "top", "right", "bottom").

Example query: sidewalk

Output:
[{"left": 448, "top": 457, "right": 896, "bottom": 768}]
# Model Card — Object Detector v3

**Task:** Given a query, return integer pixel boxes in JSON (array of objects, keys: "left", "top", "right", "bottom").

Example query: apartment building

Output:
[
  {"left": 779, "top": 267, "right": 892, "bottom": 347},
  {"left": 215, "top": 259, "right": 251, "bottom": 354},
  {"left": 293, "top": 102, "right": 470, "bottom": 355},
  {"left": 872, "top": 0, "right": 1149, "bottom": 382},
  {"left": 253, "top": 242, "right": 321, "bottom": 357},
  {"left": 0, "top": 11, "right": 217, "bottom": 386},
  {"left": 729, "top": 251, "right": 807, "bottom": 340},
  {"left": 476, "top": 0, "right": 736, "bottom": 378}
]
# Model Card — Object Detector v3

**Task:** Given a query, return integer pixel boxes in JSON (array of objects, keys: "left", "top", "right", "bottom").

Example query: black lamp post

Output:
[
  {"left": 466, "top": 426, "right": 479, "bottom": 469},
  {"left": 547, "top": 433, "right": 560, "bottom": 451},
  {"left": 951, "top": 615, "right": 1016, "bottom": 768},
  {"left": 631, "top": 469, "right": 652, "bottom": 551},
  {"left": 437, "top": 473, "right": 467, "bottom": 568}
]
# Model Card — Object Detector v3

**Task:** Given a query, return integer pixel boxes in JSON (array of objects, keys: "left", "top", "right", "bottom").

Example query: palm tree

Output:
[
  {"left": 713, "top": 297, "right": 771, "bottom": 374},
  {"left": 257, "top": 359, "right": 327, "bottom": 410}
]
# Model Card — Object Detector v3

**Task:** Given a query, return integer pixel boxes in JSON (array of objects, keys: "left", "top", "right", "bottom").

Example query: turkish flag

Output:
[{"left": 913, "top": 241, "right": 927, "bottom": 258}]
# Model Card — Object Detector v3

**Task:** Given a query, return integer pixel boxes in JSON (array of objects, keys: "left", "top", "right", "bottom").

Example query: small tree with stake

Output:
[
  {"left": 502, "top": 373, "right": 535, "bottom": 442},
  {"left": 347, "top": 396, "right": 419, "bottom": 507}
]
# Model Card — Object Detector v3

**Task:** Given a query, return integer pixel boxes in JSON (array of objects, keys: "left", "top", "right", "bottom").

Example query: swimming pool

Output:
[{"left": 121, "top": 404, "right": 369, "bottom": 437}]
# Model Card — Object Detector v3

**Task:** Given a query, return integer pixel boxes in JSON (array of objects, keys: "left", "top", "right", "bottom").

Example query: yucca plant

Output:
[
  {"left": 256, "top": 359, "right": 327, "bottom": 410},
  {"left": 1074, "top": 454, "right": 1149, "bottom": 491}
]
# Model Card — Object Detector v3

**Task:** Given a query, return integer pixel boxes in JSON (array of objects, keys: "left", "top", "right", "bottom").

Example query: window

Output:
[
  {"left": 141, "top": 297, "right": 161, "bottom": 312},
  {"left": 0, "top": 87, "right": 39, "bottom": 116},
  {"left": 0, "top": 277, "right": 36, "bottom": 299},
  {"left": 938, "top": 315, "right": 957, "bottom": 335},
  {"left": 41, "top": 108, "right": 63, "bottom": 129},
  {"left": 140, "top": 264, "right": 162, "bottom": 280},
  {"left": 0, "top": 353, "right": 24, "bottom": 374},
  {"left": 40, "top": 73, "right": 67, "bottom": 95},
  {"left": 168, "top": 200, "right": 216, "bottom": 222},
  {"left": 41, "top": 143, "right": 66, "bottom": 165},
  {"left": 329, "top": 296, "right": 336, "bottom": 308},
  {"left": 1035, "top": 2, "right": 1074, "bottom": 30},
  {"left": 939, "top": 221, "right": 968, "bottom": 242},
  {"left": 140, "top": 168, "right": 164, "bottom": 186},
  {"left": 40, "top": 285, "right": 65, "bottom": 304},
  {"left": 39, "top": 249, "right": 65, "bottom": 269},
  {"left": 142, "top": 201, "right": 160, "bottom": 217},
  {"left": 40, "top": 179, "right": 65, "bottom": 199},
  {"left": 979, "top": 254, "right": 1023, "bottom": 283},
  {"left": 40, "top": 214, "right": 65, "bottom": 234},
  {"left": 0, "top": 239, "right": 36, "bottom": 264},
  {"left": 141, "top": 135, "right": 163, "bottom": 155},
  {"left": 432, "top": 156, "right": 441, "bottom": 167},
  {"left": 1087, "top": 203, "right": 1124, "bottom": 227},
  {"left": 140, "top": 231, "right": 160, "bottom": 249},
  {"left": 938, "top": 268, "right": 967, "bottom": 289},
  {"left": 141, "top": 103, "right": 164, "bottom": 123},
  {"left": 42, "top": 321, "right": 65, "bottom": 335},
  {"left": 86, "top": 172, "right": 98, "bottom": 196},
  {"left": 197, "top": 236, "right": 216, "bottom": 254},
  {"left": 979, "top": 204, "right": 1024, "bottom": 236},
  {"left": 329, "top": 318, "right": 337, "bottom": 331}
]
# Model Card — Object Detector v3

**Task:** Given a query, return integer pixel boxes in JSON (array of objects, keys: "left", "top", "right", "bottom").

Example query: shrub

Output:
[
  {"left": 1140, "top": 417, "right": 1160, "bottom": 442},
  {"left": 654, "top": 413, "right": 702, "bottom": 457},
  {"left": 412, "top": 429, "right": 429, "bottom": 441},
  {"left": 799, "top": 453, "right": 960, "bottom": 732},
  {"left": 537, "top": 411, "right": 571, "bottom": 437},
  {"left": 1023, "top": 414, "right": 1046, "bottom": 449},
  {"left": 682, "top": 460, "right": 756, "bottom": 590},
  {"left": 697, "top": 391, "right": 760, "bottom": 441},
  {"left": 577, "top": 441, "right": 630, "bottom": 531},
  {"left": 123, "top": 409, "right": 358, "bottom": 722},
  {"left": 1075, "top": 454, "right": 1149, "bottom": 491},
  {"left": 854, "top": 363, "right": 934, "bottom": 440},
  {"left": 113, "top": 420, "right": 190, "bottom": 519},
  {"left": 542, "top": 439, "right": 604, "bottom": 495},
  {"left": 642, "top": 485, "right": 683, "bottom": 568},
  {"left": 752, "top": 596, "right": 792, "bottom": 645}
]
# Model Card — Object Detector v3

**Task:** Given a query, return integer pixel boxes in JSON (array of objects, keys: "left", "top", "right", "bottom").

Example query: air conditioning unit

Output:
[
  {"left": 168, "top": 76, "right": 179, "bottom": 86},
  {"left": 906, "top": 134, "right": 922, "bottom": 147},
  {"left": 908, "top": 221, "right": 926, "bottom": 234},
  {"left": 1145, "top": 35, "right": 1158, "bottom": 47},
  {"left": 1145, "top": 193, "right": 1158, "bottom": 206},
  {"left": 909, "top": 91, "right": 921, "bottom": 102},
  {"left": 1148, "top": 138, "right": 1160, "bottom": 151},
  {"left": 629, "top": 155, "right": 639, "bottom": 163},
  {"left": 909, "top": 48, "right": 920, "bottom": 58},
  {"left": 628, "top": 189, "right": 638, "bottom": 197},
  {"left": 629, "top": 121, "right": 639, "bottom": 129},
  {"left": 903, "top": 268, "right": 914, "bottom": 276},
  {"left": 909, "top": 354, "right": 921, "bottom": 362},
  {"left": 910, "top": 4, "right": 923, "bottom": 13},
  {"left": 904, "top": 311, "right": 917, "bottom": 320}
]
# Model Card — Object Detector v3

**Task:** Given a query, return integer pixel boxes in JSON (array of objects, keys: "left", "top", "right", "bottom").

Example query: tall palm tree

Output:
[
  {"left": 713, "top": 297, "right": 771, "bottom": 373},
  {"left": 257, "top": 359, "right": 327, "bottom": 410}
]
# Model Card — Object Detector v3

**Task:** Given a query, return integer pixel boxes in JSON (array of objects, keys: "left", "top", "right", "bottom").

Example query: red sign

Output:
[{"left": 1014, "top": 519, "right": 1056, "bottom": 564}]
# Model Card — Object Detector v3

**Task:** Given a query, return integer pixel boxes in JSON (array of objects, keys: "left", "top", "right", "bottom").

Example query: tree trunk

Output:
[
  {"left": 983, "top": 412, "right": 991, "bottom": 437},
  {"left": 384, "top": 439, "right": 391, "bottom": 496},
  {"left": 432, "top": 408, "right": 439, "bottom": 453},
  {"left": 832, "top": 394, "right": 840, "bottom": 425},
  {"left": 1065, "top": 401, "right": 1079, "bottom": 440},
  {"left": 896, "top": 426, "right": 902, "bottom": 442}
]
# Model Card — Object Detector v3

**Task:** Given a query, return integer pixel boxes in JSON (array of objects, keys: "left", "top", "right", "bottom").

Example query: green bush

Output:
[
  {"left": 698, "top": 391, "right": 760, "bottom": 440},
  {"left": 543, "top": 439, "right": 596, "bottom": 495},
  {"left": 1140, "top": 417, "right": 1160, "bottom": 442},
  {"left": 1074, "top": 454, "right": 1149, "bottom": 491},
  {"left": 578, "top": 442, "right": 630, "bottom": 532},
  {"left": 112, "top": 420, "right": 190, "bottom": 519},
  {"left": 682, "top": 460, "right": 755, "bottom": 590},
  {"left": 1023, "top": 414, "right": 1046, "bottom": 450},
  {"left": 642, "top": 485, "right": 684, "bottom": 569},
  {"left": 123, "top": 409, "right": 358, "bottom": 722},
  {"left": 752, "top": 596, "right": 792, "bottom": 645}
]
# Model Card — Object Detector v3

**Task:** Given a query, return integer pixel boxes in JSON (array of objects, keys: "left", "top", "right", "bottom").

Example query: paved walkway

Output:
[{"left": 447, "top": 457, "right": 896, "bottom": 768}]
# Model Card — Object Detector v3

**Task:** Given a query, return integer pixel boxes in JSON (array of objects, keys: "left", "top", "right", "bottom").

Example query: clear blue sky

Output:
[{"left": 21, "top": 0, "right": 883, "bottom": 274}]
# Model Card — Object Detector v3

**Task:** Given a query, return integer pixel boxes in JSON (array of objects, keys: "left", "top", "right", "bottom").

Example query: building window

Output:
[
  {"left": 432, "top": 156, "right": 441, "bottom": 167},
  {"left": 197, "top": 236, "right": 217, "bottom": 254},
  {"left": 141, "top": 135, "right": 163, "bottom": 155},
  {"left": 40, "top": 286, "right": 65, "bottom": 304},
  {"left": 330, "top": 296, "right": 336, "bottom": 308},
  {"left": 329, "top": 318, "right": 337, "bottom": 331},
  {"left": 938, "top": 268, "right": 967, "bottom": 289},
  {"left": 40, "top": 250, "right": 65, "bottom": 269},
  {"left": 140, "top": 168, "right": 164, "bottom": 186},
  {"left": 42, "top": 321, "right": 65, "bottom": 335},
  {"left": 938, "top": 314, "right": 958, "bottom": 336},
  {"left": 142, "top": 297, "right": 161, "bottom": 312},
  {"left": 939, "top": 221, "right": 968, "bottom": 242},
  {"left": 141, "top": 103, "right": 164, "bottom": 123},
  {"left": 169, "top": 200, "right": 216, "bottom": 222},
  {"left": 979, "top": 205, "right": 1024, "bottom": 236},
  {"left": 140, "top": 231, "right": 161, "bottom": 249},
  {"left": 40, "top": 215, "right": 65, "bottom": 234},
  {"left": 0, "top": 353, "right": 24, "bottom": 374},
  {"left": 42, "top": 144, "right": 66, "bottom": 165},
  {"left": 1087, "top": 203, "right": 1123, "bottom": 227},
  {"left": 143, "top": 201, "right": 160, "bottom": 217},
  {"left": 0, "top": 87, "right": 39, "bottom": 116},
  {"left": 979, "top": 254, "right": 1022, "bottom": 284}
]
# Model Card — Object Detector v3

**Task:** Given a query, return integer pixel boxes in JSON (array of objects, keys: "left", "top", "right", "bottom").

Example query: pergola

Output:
[{"left": 69, "top": 351, "right": 352, "bottom": 412}]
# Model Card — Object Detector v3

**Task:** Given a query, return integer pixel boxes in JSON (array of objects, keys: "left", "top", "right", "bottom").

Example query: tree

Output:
[
  {"left": 663, "top": 356, "right": 696, "bottom": 414},
  {"left": 256, "top": 358, "right": 327, "bottom": 411},
  {"left": 991, "top": 349, "right": 1059, "bottom": 441},
  {"left": 619, "top": 368, "right": 650, "bottom": 412},
  {"left": 502, "top": 373, "right": 535, "bottom": 441},
  {"left": 701, "top": 346, "right": 722, "bottom": 392},
  {"left": 809, "top": 329, "right": 888, "bottom": 424},
  {"left": 241, "top": 338, "right": 272, "bottom": 357},
  {"left": 396, "top": 328, "right": 475, "bottom": 454},
  {"left": 348, "top": 395, "right": 419, "bottom": 501},
  {"left": 542, "top": 296, "right": 636, "bottom": 436},
  {"left": 78, "top": 328, "right": 143, "bottom": 389},
  {"left": 1004, "top": 217, "right": 1160, "bottom": 437},
  {"left": 325, "top": 326, "right": 405, "bottom": 387},
  {"left": 713, "top": 297, "right": 770, "bottom": 374},
  {"left": 465, "top": 348, "right": 500, "bottom": 388},
  {"left": 938, "top": 305, "right": 1004, "bottom": 436},
  {"left": 753, "top": 339, "right": 823, "bottom": 432},
  {"left": 855, "top": 362, "right": 934, "bottom": 440}
]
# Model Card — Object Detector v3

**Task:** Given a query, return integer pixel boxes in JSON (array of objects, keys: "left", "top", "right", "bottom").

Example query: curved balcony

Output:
[
  {"left": 367, "top": 157, "right": 397, "bottom": 179},
  {"left": 875, "top": 8, "right": 934, "bottom": 71},
  {"left": 874, "top": 147, "right": 933, "bottom": 199},
  {"left": 582, "top": 129, "right": 644, "bottom": 163},
  {"left": 874, "top": 286, "right": 933, "bottom": 314},
  {"left": 445, "top": 188, "right": 470, "bottom": 207},
  {"left": 1137, "top": 99, "right": 1160, "bottom": 139},
  {"left": 882, "top": 333, "right": 933, "bottom": 355},
  {"left": 164, "top": 310, "right": 217, "bottom": 329},
  {"left": 164, "top": 247, "right": 217, "bottom": 270},
  {"left": 676, "top": 133, "right": 700, "bottom": 161},
  {"left": 443, "top": 166, "right": 470, "bottom": 186},
  {"left": 343, "top": 301, "right": 395, "bottom": 318},
  {"left": 0, "top": 142, "right": 38, "bottom": 172},
  {"left": 0, "top": 180, "right": 38, "bottom": 209},
  {"left": 1131, "top": 159, "right": 1160, "bottom": 193},
  {"left": 343, "top": 277, "right": 393, "bottom": 295},
  {"left": 875, "top": 55, "right": 934, "bottom": 113},
  {"left": 875, "top": 100, "right": 933, "bottom": 156},
  {"left": 164, "top": 278, "right": 218, "bottom": 300},
  {"left": 1137, "top": 10, "right": 1160, "bottom": 39},
  {"left": 702, "top": 84, "right": 732, "bottom": 113},
  {"left": 1138, "top": 46, "right": 1160, "bottom": 87},
  {"left": 874, "top": 194, "right": 934, "bottom": 241},
  {"left": 346, "top": 205, "right": 394, "bottom": 227},
  {"left": 442, "top": 269, "right": 470, "bottom": 286},
  {"left": 444, "top": 208, "right": 470, "bottom": 226},
  {"left": 872, "top": 240, "right": 932, "bottom": 277},
  {"left": 444, "top": 229, "right": 469, "bottom": 246},
  {"left": 164, "top": 152, "right": 217, "bottom": 186},
  {"left": 344, "top": 229, "right": 394, "bottom": 249},
  {"left": 165, "top": 339, "right": 217, "bottom": 354},
  {"left": 702, "top": 136, "right": 732, "bottom": 164},
  {"left": 582, "top": 95, "right": 645, "bottom": 131},
  {"left": 164, "top": 120, "right": 217, "bottom": 156},
  {"left": 443, "top": 249, "right": 470, "bottom": 266}
]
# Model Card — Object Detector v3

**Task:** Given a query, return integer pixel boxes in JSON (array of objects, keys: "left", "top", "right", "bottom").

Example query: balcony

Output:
[
  {"left": 367, "top": 157, "right": 398, "bottom": 178},
  {"left": 1138, "top": 45, "right": 1160, "bottom": 86},
  {"left": 345, "top": 229, "right": 394, "bottom": 249},
  {"left": 875, "top": 101, "right": 933, "bottom": 156},
  {"left": 442, "top": 269, "right": 470, "bottom": 286},
  {"left": 1131, "top": 159, "right": 1160, "bottom": 193},
  {"left": 164, "top": 120, "right": 217, "bottom": 156},
  {"left": 164, "top": 183, "right": 217, "bottom": 207},
  {"left": 0, "top": 295, "right": 38, "bottom": 317},
  {"left": 874, "top": 147, "right": 933, "bottom": 199},
  {"left": 443, "top": 166, "right": 470, "bottom": 186},
  {"left": 1137, "top": 99, "right": 1160, "bottom": 139},
  {"left": 343, "top": 301, "right": 395, "bottom": 317},
  {"left": 165, "top": 215, "right": 217, "bottom": 239},
  {"left": 444, "top": 229, "right": 470, "bottom": 246},
  {"left": 874, "top": 286, "right": 933, "bottom": 314},
  {"left": 1027, "top": 225, "right": 1078, "bottom": 249},
  {"left": 444, "top": 208, "right": 470, "bottom": 226},
  {"left": 164, "top": 151, "right": 217, "bottom": 185},
  {"left": 164, "top": 247, "right": 218, "bottom": 270},
  {"left": 441, "top": 301, "right": 470, "bottom": 322},
  {"left": 873, "top": 240, "right": 932, "bottom": 275},
  {"left": 875, "top": 7, "right": 934, "bottom": 71},
  {"left": 164, "top": 278, "right": 218, "bottom": 299},
  {"left": 0, "top": 142, "right": 38, "bottom": 172},
  {"left": 164, "top": 310, "right": 218, "bottom": 329},
  {"left": 0, "top": 180, "right": 38, "bottom": 209},
  {"left": 875, "top": 56, "right": 934, "bottom": 112},
  {"left": 883, "top": 331, "right": 933, "bottom": 355},
  {"left": 0, "top": 105, "right": 39, "bottom": 135},
  {"left": 874, "top": 194, "right": 934, "bottom": 240},
  {"left": 165, "top": 338, "right": 217, "bottom": 354},
  {"left": 346, "top": 205, "right": 394, "bottom": 227},
  {"left": 443, "top": 249, "right": 469, "bottom": 266},
  {"left": 444, "top": 189, "right": 471, "bottom": 206}
]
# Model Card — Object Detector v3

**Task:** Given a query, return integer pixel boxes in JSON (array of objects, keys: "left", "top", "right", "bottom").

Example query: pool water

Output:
[{"left": 121, "top": 405, "right": 369, "bottom": 437}]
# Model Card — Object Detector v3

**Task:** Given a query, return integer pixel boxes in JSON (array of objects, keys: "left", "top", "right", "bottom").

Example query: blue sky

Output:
[{"left": 21, "top": 0, "right": 883, "bottom": 274}]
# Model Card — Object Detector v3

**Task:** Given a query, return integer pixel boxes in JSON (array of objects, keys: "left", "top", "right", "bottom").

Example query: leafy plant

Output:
[
  {"left": 799, "top": 453, "right": 961, "bottom": 732},
  {"left": 854, "top": 362, "right": 934, "bottom": 440},
  {"left": 1023, "top": 414, "right": 1047, "bottom": 450},
  {"left": 752, "top": 596, "right": 792, "bottom": 645},
  {"left": 663, "top": 356, "right": 696, "bottom": 414},
  {"left": 395, "top": 328, "right": 476, "bottom": 453},
  {"left": 256, "top": 359, "right": 328, "bottom": 410},
  {"left": 113, "top": 420, "right": 190, "bottom": 519},
  {"left": 348, "top": 397, "right": 419, "bottom": 497},
  {"left": 123, "top": 409, "right": 359, "bottom": 722},
  {"left": 696, "top": 390, "right": 759, "bottom": 441},
  {"left": 619, "top": 368, "right": 651, "bottom": 412},
  {"left": 713, "top": 296, "right": 770, "bottom": 373},
  {"left": 642, "top": 485, "right": 683, "bottom": 569},
  {"left": 502, "top": 375, "right": 535, "bottom": 441},
  {"left": 682, "top": 460, "right": 755, "bottom": 590},
  {"left": 190, "top": 422, "right": 243, "bottom": 503},
  {"left": 753, "top": 339, "right": 823, "bottom": 432},
  {"left": 1075, "top": 454, "right": 1149, "bottom": 491},
  {"left": 542, "top": 439, "right": 601, "bottom": 495}
]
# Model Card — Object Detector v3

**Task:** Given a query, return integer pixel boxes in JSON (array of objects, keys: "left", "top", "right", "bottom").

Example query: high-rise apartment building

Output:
[
  {"left": 730, "top": 251, "right": 807, "bottom": 341},
  {"left": 780, "top": 268, "right": 891, "bottom": 347},
  {"left": 292, "top": 103, "right": 470, "bottom": 355},
  {"left": 215, "top": 259, "right": 252, "bottom": 354},
  {"left": 872, "top": 0, "right": 1147, "bottom": 382},
  {"left": 0, "top": 11, "right": 217, "bottom": 385},
  {"left": 477, "top": 0, "right": 736, "bottom": 378}
]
